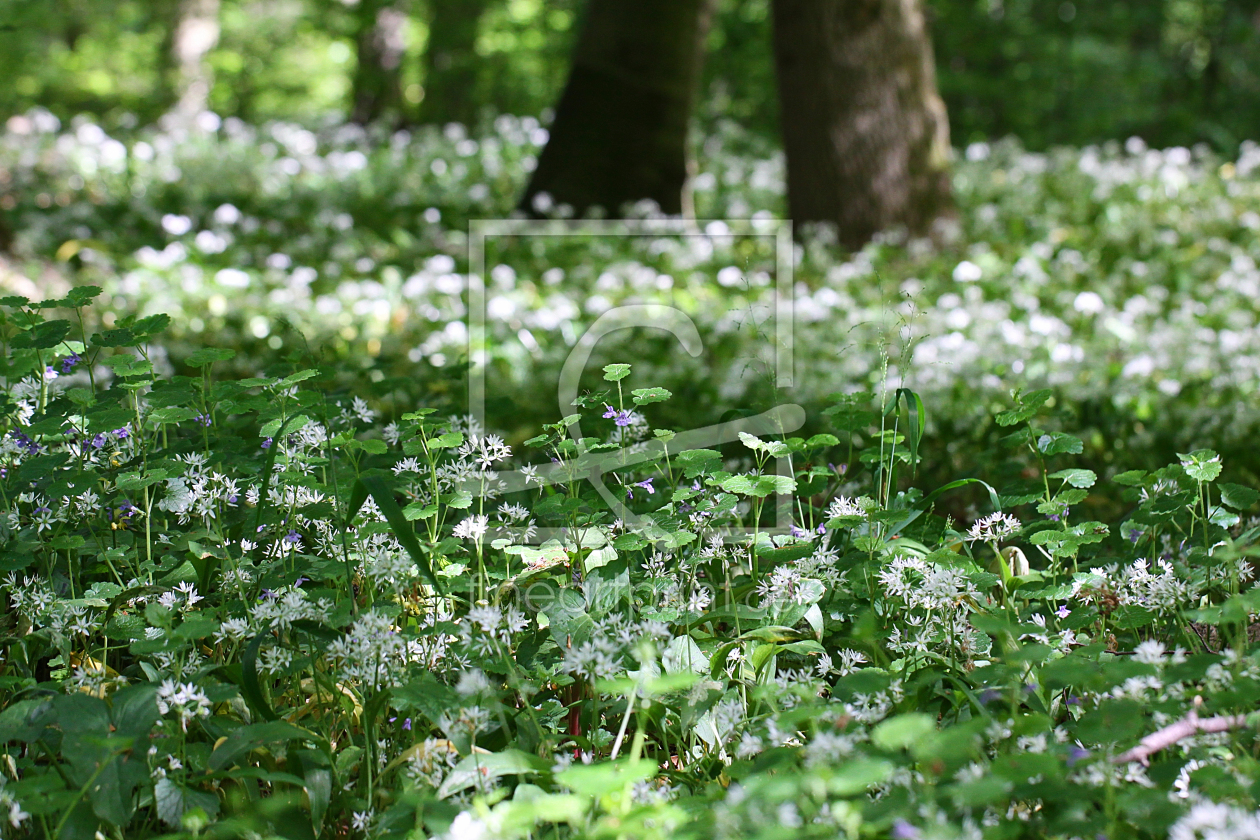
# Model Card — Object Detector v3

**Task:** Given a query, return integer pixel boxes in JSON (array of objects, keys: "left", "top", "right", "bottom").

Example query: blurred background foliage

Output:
[{"left": 2, "top": 0, "right": 1259, "bottom": 150}]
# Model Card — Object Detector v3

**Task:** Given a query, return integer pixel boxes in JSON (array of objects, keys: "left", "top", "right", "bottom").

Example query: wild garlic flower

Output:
[
  {"left": 966, "top": 512, "right": 1021, "bottom": 543},
  {"left": 326, "top": 611, "right": 409, "bottom": 692},
  {"left": 453, "top": 514, "right": 489, "bottom": 541},
  {"left": 0, "top": 783, "right": 30, "bottom": 833},
  {"left": 826, "top": 495, "right": 869, "bottom": 519},
  {"left": 1167, "top": 801, "right": 1260, "bottom": 840},
  {"left": 156, "top": 680, "right": 212, "bottom": 730}
]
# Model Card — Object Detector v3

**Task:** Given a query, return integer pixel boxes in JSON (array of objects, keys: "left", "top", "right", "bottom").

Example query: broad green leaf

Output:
[
  {"left": 155, "top": 778, "right": 219, "bottom": 828},
  {"left": 631, "top": 386, "right": 672, "bottom": 405},
  {"left": 1179, "top": 449, "right": 1222, "bottom": 483},
  {"left": 873, "top": 713, "right": 936, "bottom": 752},
  {"left": 438, "top": 750, "right": 547, "bottom": 798},
  {"left": 602, "top": 363, "right": 631, "bottom": 382}
]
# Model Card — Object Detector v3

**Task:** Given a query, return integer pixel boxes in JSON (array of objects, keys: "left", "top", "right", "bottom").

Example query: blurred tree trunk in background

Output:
[
  {"left": 772, "top": 0, "right": 952, "bottom": 249},
  {"left": 419, "top": 0, "right": 491, "bottom": 126},
  {"left": 170, "top": 0, "right": 221, "bottom": 120},
  {"left": 521, "top": 0, "right": 715, "bottom": 216},
  {"left": 351, "top": 0, "right": 409, "bottom": 125}
]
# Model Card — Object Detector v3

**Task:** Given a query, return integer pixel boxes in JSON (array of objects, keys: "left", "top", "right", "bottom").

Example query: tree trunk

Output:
[
  {"left": 170, "top": 0, "right": 221, "bottom": 121},
  {"left": 419, "top": 0, "right": 491, "bottom": 126},
  {"left": 520, "top": 0, "right": 715, "bottom": 216},
  {"left": 772, "top": 0, "right": 952, "bottom": 249},
  {"left": 351, "top": 0, "right": 409, "bottom": 125}
]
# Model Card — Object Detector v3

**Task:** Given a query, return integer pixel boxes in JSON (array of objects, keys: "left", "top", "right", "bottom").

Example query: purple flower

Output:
[
  {"left": 626, "top": 478, "right": 655, "bottom": 500},
  {"left": 10, "top": 430, "right": 39, "bottom": 455},
  {"left": 284, "top": 529, "right": 301, "bottom": 545},
  {"left": 194, "top": 413, "right": 212, "bottom": 427},
  {"left": 790, "top": 524, "right": 807, "bottom": 539},
  {"left": 892, "top": 821, "right": 921, "bottom": 839},
  {"left": 59, "top": 353, "right": 81, "bottom": 374},
  {"left": 1055, "top": 604, "right": 1071, "bottom": 619},
  {"left": 113, "top": 427, "right": 129, "bottom": 440},
  {"left": 91, "top": 433, "right": 107, "bottom": 449},
  {"left": 602, "top": 404, "right": 633, "bottom": 427},
  {"left": 1126, "top": 528, "right": 1142, "bottom": 544},
  {"left": 1067, "top": 745, "right": 1090, "bottom": 766},
  {"left": 261, "top": 437, "right": 273, "bottom": 449},
  {"left": 978, "top": 688, "right": 1002, "bottom": 705}
]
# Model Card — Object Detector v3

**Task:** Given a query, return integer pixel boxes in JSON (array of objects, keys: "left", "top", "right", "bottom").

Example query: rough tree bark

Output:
[
  {"left": 771, "top": 0, "right": 952, "bottom": 249},
  {"left": 351, "top": 0, "right": 409, "bottom": 125},
  {"left": 520, "top": 0, "right": 715, "bottom": 216},
  {"left": 170, "top": 0, "right": 221, "bottom": 121},
  {"left": 419, "top": 0, "right": 491, "bottom": 126}
]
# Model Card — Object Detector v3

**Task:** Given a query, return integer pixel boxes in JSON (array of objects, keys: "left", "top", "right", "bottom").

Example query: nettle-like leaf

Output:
[
  {"left": 12, "top": 319, "right": 71, "bottom": 349},
  {"left": 1179, "top": 449, "right": 1223, "bottom": 483},
  {"left": 1219, "top": 483, "right": 1259, "bottom": 510},
  {"left": 1037, "top": 432, "right": 1083, "bottom": 456},
  {"left": 1050, "top": 468, "right": 1096, "bottom": 488},
  {"left": 602, "top": 363, "right": 631, "bottom": 382},
  {"left": 631, "top": 386, "right": 671, "bottom": 405}
]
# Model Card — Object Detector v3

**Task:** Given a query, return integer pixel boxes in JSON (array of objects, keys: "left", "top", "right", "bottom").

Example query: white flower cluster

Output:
[
  {"left": 156, "top": 680, "right": 212, "bottom": 730},
  {"left": 966, "top": 512, "right": 1022, "bottom": 543},
  {"left": 326, "top": 611, "right": 411, "bottom": 692},
  {"left": 1169, "top": 801, "right": 1260, "bottom": 840},
  {"left": 0, "top": 782, "right": 30, "bottom": 836}
]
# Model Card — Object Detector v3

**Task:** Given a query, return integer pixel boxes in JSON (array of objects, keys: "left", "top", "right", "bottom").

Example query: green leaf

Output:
[
  {"left": 631, "top": 386, "right": 671, "bottom": 405},
  {"left": 348, "top": 475, "right": 442, "bottom": 593},
  {"left": 994, "top": 389, "right": 1052, "bottom": 426},
  {"left": 12, "top": 319, "right": 72, "bottom": 349},
  {"left": 403, "top": 502, "right": 439, "bottom": 521},
  {"left": 602, "top": 363, "right": 631, "bottom": 382},
  {"left": 278, "top": 369, "right": 318, "bottom": 387},
  {"left": 872, "top": 713, "right": 936, "bottom": 752},
  {"left": 1112, "top": 470, "right": 1148, "bottom": 486},
  {"left": 240, "top": 634, "right": 278, "bottom": 721},
  {"left": 1219, "top": 483, "right": 1259, "bottom": 510},
  {"left": 889, "top": 388, "right": 926, "bottom": 472},
  {"left": 253, "top": 413, "right": 312, "bottom": 530},
  {"left": 92, "top": 328, "right": 137, "bottom": 347},
  {"left": 65, "top": 285, "right": 103, "bottom": 306},
  {"left": 438, "top": 750, "right": 548, "bottom": 798},
  {"left": 554, "top": 758, "right": 655, "bottom": 798},
  {"left": 826, "top": 759, "right": 895, "bottom": 796},
  {"left": 260, "top": 414, "right": 310, "bottom": 438},
  {"left": 209, "top": 721, "right": 320, "bottom": 771},
  {"left": 154, "top": 778, "right": 219, "bottom": 828},
  {"left": 133, "top": 313, "right": 172, "bottom": 337},
  {"left": 1037, "top": 432, "right": 1083, "bottom": 455},
  {"left": 430, "top": 431, "right": 465, "bottom": 449},
  {"left": 1179, "top": 449, "right": 1222, "bottom": 483},
  {"left": 0, "top": 698, "right": 54, "bottom": 743},
  {"left": 185, "top": 347, "right": 236, "bottom": 367},
  {"left": 1050, "top": 468, "right": 1096, "bottom": 488}
]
